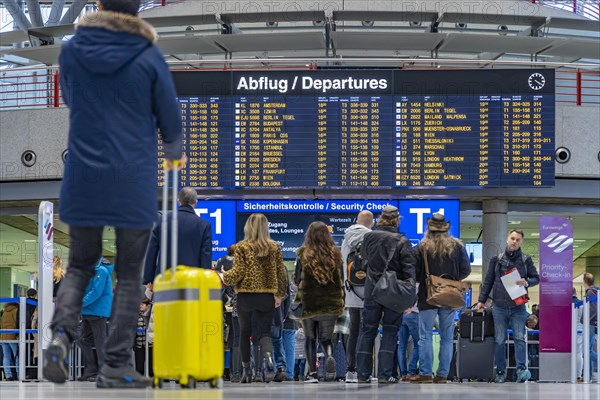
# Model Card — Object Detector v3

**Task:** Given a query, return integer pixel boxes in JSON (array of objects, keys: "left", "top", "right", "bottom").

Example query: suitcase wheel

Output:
[
  {"left": 210, "top": 377, "right": 223, "bottom": 389},
  {"left": 153, "top": 378, "right": 163, "bottom": 389},
  {"left": 180, "top": 376, "right": 196, "bottom": 389}
]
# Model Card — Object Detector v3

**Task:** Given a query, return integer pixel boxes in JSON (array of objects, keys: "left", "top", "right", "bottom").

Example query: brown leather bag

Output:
[{"left": 423, "top": 249, "right": 468, "bottom": 310}]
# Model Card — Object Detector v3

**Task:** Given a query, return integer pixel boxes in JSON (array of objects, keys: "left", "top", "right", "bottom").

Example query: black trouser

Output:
[
  {"left": 356, "top": 296, "right": 403, "bottom": 380},
  {"left": 51, "top": 226, "right": 151, "bottom": 367},
  {"left": 231, "top": 316, "right": 241, "bottom": 378},
  {"left": 78, "top": 315, "right": 107, "bottom": 376},
  {"left": 237, "top": 293, "right": 275, "bottom": 364},
  {"left": 133, "top": 346, "right": 153, "bottom": 377},
  {"left": 225, "top": 312, "right": 234, "bottom": 351},
  {"left": 347, "top": 307, "right": 362, "bottom": 373},
  {"left": 302, "top": 316, "right": 336, "bottom": 375}
]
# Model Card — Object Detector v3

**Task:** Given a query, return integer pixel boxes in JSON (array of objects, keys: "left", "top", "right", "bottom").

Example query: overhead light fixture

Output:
[
  {"left": 361, "top": 20, "right": 374, "bottom": 27},
  {"left": 508, "top": 220, "right": 521, "bottom": 225},
  {"left": 498, "top": 25, "right": 508, "bottom": 35},
  {"left": 455, "top": 22, "right": 467, "bottom": 30},
  {"left": 409, "top": 21, "right": 422, "bottom": 27},
  {"left": 266, "top": 21, "right": 278, "bottom": 28},
  {"left": 313, "top": 20, "right": 325, "bottom": 26}
]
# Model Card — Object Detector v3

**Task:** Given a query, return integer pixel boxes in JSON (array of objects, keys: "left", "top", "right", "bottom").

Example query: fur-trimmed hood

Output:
[
  {"left": 77, "top": 11, "right": 157, "bottom": 43},
  {"left": 67, "top": 11, "right": 157, "bottom": 74}
]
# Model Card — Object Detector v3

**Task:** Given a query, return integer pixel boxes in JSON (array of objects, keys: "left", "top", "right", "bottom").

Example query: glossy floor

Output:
[{"left": 0, "top": 381, "right": 599, "bottom": 400}]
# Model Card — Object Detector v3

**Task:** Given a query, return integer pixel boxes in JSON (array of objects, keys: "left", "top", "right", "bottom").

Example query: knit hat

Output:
[{"left": 426, "top": 213, "right": 450, "bottom": 232}]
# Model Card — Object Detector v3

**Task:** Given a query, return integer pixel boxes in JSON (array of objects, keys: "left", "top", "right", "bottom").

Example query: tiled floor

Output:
[{"left": 0, "top": 381, "right": 599, "bottom": 400}]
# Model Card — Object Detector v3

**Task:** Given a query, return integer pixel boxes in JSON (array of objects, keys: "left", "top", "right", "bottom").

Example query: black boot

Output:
[
  {"left": 262, "top": 352, "right": 275, "bottom": 383},
  {"left": 324, "top": 342, "right": 336, "bottom": 382},
  {"left": 240, "top": 362, "right": 252, "bottom": 384}
]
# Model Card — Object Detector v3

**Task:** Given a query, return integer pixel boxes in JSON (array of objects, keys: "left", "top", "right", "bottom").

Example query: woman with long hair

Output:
[
  {"left": 223, "top": 213, "right": 288, "bottom": 383},
  {"left": 53, "top": 256, "right": 66, "bottom": 300},
  {"left": 294, "top": 221, "right": 344, "bottom": 383},
  {"left": 411, "top": 213, "right": 471, "bottom": 384}
]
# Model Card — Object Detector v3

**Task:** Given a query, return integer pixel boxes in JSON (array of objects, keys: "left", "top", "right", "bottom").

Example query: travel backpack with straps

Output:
[{"left": 346, "top": 241, "right": 367, "bottom": 289}]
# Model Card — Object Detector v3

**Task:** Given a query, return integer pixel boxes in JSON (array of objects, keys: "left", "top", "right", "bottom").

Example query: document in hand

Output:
[{"left": 500, "top": 268, "right": 527, "bottom": 300}]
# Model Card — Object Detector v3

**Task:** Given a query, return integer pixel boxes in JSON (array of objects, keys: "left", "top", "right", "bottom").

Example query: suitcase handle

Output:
[{"left": 159, "top": 164, "right": 179, "bottom": 282}]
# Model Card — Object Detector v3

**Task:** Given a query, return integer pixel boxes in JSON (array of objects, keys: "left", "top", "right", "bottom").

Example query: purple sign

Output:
[{"left": 539, "top": 216, "right": 573, "bottom": 353}]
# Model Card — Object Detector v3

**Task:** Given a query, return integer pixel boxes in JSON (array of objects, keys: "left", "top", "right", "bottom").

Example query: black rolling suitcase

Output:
[
  {"left": 459, "top": 308, "right": 494, "bottom": 340},
  {"left": 457, "top": 309, "right": 495, "bottom": 381}
]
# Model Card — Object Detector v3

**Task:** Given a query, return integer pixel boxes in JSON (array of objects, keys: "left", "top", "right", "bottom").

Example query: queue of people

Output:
[{"left": 5, "top": 204, "right": 594, "bottom": 385}]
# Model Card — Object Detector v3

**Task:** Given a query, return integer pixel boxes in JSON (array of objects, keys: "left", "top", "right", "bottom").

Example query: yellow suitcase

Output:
[
  {"left": 153, "top": 266, "right": 224, "bottom": 388},
  {"left": 152, "top": 166, "right": 224, "bottom": 389}
]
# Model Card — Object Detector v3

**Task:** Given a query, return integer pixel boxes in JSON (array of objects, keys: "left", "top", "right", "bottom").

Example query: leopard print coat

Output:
[{"left": 222, "top": 240, "right": 287, "bottom": 298}]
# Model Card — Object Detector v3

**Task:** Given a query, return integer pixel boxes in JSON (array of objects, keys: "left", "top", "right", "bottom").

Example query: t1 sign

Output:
[
  {"left": 194, "top": 200, "right": 237, "bottom": 261},
  {"left": 398, "top": 200, "right": 460, "bottom": 243}
]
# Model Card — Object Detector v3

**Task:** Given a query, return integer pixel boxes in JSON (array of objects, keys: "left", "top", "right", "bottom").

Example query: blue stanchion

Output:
[{"left": 0, "top": 297, "right": 38, "bottom": 306}]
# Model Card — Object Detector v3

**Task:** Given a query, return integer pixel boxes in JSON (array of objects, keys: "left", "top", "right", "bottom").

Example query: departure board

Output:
[{"left": 158, "top": 69, "right": 555, "bottom": 189}]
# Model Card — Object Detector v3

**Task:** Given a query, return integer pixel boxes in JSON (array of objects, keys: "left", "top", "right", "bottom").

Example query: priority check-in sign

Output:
[{"left": 399, "top": 200, "right": 460, "bottom": 246}]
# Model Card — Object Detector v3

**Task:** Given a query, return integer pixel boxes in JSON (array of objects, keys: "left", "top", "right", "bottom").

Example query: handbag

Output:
[
  {"left": 288, "top": 301, "right": 303, "bottom": 320},
  {"left": 423, "top": 249, "right": 468, "bottom": 310},
  {"left": 371, "top": 239, "right": 417, "bottom": 311},
  {"left": 289, "top": 271, "right": 304, "bottom": 320}
]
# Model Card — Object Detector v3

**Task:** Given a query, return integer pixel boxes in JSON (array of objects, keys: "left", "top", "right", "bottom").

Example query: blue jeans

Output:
[
  {"left": 589, "top": 328, "right": 597, "bottom": 375},
  {"left": 418, "top": 308, "right": 455, "bottom": 377},
  {"left": 1, "top": 343, "right": 18, "bottom": 378},
  {"left": 271, "top": 325, "right": 286, "bottom": 370},
  {"left": 294, "top": 359, "right": 306, "bottom": 378},
  {"left": 398, "top": 312, "right": 420, "bottom": 376},
  {"left": 282, "top": 329, "right": 296, "bottom": 378},
  {"left": 492, "top": 304, "right": 528, "bottom": 375},
  {"left": 356, "top": 296, "right": 403, "bottom": 380}
]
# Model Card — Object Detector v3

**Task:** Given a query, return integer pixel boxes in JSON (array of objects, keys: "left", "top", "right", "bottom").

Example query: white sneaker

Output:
[
  {"left": 304, "top": 373, "right": 319, "bottom": 383},
  {"left": 345, "top": 371, "right": 358, "bottom": 383}
]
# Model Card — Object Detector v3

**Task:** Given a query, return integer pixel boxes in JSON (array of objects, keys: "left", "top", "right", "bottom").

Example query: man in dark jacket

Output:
[
  {"left": 355, "top": 206, "right": 416, "bottom": 384},
  {"left": 477, "top": 229, "right": 540, "bottom": 383},
  {"left": 143, "top": 187, "right": 213, "bottom": 285},
  {"left": 44, "top": 0, "right": 184, "bottom": 389}
]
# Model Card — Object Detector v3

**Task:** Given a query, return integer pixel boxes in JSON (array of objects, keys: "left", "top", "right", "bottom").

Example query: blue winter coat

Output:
[
  {"left": 58, "top": 11, "right": 182, "bottom": 229},
  {"left": 142, "top": 205, "right": 213, "bottom": 284},
  {"left": 82, "top": 259, "right": 114, "bottom": 318}
]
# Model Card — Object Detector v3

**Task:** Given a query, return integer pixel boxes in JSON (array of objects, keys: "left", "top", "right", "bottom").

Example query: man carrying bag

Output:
[
  {"left": 355, "top": 206, "right": 416, "bottom": 384},
  {"left": 411, "top": 213, "right": 471, "bottom": 384}
]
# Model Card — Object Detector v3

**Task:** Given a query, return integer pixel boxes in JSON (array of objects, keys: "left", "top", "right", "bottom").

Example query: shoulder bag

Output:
[
  {"left": 424, "top": 249, "right": 468, "bottom": 310},
  {"left": 371, "top": 238, "right": 417, "bottom": 311}
]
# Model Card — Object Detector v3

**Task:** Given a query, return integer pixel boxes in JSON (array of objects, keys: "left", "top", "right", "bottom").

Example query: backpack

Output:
[{"left": 346, "top": 241, "right": 367, "bottom": 287}]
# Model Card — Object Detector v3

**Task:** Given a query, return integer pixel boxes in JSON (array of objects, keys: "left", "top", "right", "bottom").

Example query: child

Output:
[
  {"left": 294, "top": 322, "right": 306, "bottom": 381},
  {"left": 134, "top": 298, "right": 152, "bottom": 376}
]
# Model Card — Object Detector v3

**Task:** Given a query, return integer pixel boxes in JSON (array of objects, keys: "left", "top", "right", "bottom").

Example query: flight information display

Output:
[{"left": 158, "top": 69, "right": 555, "bottom": 189}]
